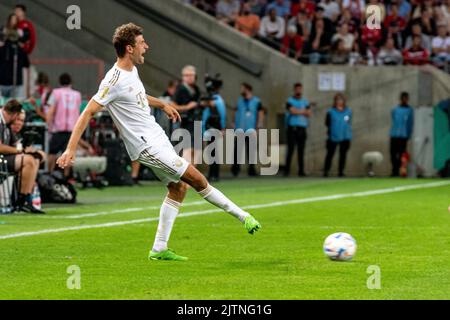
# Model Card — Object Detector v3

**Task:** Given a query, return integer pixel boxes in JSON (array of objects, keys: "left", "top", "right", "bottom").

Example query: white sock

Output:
[
  {"left": 152, "top": 197, "right": 180, "bottom": 253},
  {"left": 198, "top": 184, "right": 250, "bottom": 223}
]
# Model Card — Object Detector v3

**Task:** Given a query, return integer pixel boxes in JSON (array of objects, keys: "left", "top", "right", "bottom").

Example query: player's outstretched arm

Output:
[
  {"left": 147, "top": 95, "right": 181, "bottom": 123},
  {"left": 56, "top": 99, "right": 103, "bottom": 169}
]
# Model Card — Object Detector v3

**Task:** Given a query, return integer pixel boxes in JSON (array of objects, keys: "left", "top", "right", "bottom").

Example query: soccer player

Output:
[{"left": 56, "top": 23, "right": 261, "bottom": 261}]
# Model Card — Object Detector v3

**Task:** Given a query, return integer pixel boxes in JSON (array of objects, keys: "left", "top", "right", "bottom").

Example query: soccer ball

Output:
[{"left": 323, "top": 232, "right": 357, "bottom": 261}]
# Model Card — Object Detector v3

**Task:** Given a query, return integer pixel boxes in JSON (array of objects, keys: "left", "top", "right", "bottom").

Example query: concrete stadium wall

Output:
[{"left": 2, "top": 0, "right": 449, "bottom": 177}]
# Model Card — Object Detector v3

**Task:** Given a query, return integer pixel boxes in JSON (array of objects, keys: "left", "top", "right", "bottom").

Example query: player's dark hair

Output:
[
  {"left": 59, "top": 73, "right": 72, "bottom": 86},
  {"left": 294, "top": 82, "right": 302, "bottom": 88},
  {"left": 15, "top": 4, "right": 26, "bottom": 12},
  {"left": 3, "top": 99, "right": 23, "bottom": 115},
  {"left": 113, "top": 23, "right": 144, "bottom": 58},
  {"left": 400, "top": 92, "right": 409, "bottom": 99},
  {"left": 241, "top": 82, "right": 253, "bottom": 92}
]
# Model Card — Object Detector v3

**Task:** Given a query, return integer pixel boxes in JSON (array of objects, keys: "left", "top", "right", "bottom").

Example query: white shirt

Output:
[
  {"left": 93, "top": 64, "right": 166, "bottom": 161},
  {"left": 259, "top": 16, "right": 285, "bottom": 39},
  {"left": 431, "top": 36, "right": 450, "bottom": 57}
]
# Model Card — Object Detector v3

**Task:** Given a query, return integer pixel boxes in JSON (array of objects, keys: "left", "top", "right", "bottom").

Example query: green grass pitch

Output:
[{"left": 0, "top": 177, "right": 449, "bottom": 300}]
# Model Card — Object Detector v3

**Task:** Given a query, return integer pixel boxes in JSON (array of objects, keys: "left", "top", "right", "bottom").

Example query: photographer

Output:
[
  {"left": 173, "top": 65, "right": 202, "bottom": 164},
  {"left": 0, "top": 100, "right": 44, "bottom": 214},
  {"left": 202, "top": 75, "right": 226, "bottom": 181}
]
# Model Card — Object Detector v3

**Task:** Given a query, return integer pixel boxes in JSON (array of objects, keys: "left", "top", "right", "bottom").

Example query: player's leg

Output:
[
  {"left": 149, "top": 181, "right": 188, "bottom": 261},
  {"left": 15, "top": 154, "right": 44, "bottom": 214},
  {"left": 181, "top": 164, "right": 261, "bottom": 234}
]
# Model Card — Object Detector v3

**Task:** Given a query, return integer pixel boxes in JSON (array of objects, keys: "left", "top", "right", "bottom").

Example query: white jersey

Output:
[{"left": 93, "top": 64, "right": 166, "bottom": 160}]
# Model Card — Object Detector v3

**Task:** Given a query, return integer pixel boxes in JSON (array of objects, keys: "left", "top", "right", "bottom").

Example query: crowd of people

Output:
[{"left": 185, "top": 0, "right": 450, "bottom": 70}]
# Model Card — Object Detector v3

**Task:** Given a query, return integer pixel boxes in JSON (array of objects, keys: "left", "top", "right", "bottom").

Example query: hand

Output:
[
  {"left": 24, "top": 146, "right": 37, "bottom": 153},
  {"left": 56, "top": 150, "right": 76, "bottom": 169},
  {"left": 162, "top": 103, "right": 182, "bottom": 123}
]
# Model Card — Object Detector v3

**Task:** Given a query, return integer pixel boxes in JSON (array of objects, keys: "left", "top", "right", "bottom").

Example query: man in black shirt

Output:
[
  {"left": 0, "top": 100, "right": 44, "bottom": 213},
  {"left": 173, "top": 65, "right": 202, "bottom": 164}
]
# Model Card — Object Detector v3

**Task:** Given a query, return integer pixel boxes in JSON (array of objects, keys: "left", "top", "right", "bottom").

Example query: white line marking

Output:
[
  {"left": 42, "top": 201, "right": 206, "bottom": 219},
  {"left": 0, "top": 181, "right": 448, "bottom": 240}
]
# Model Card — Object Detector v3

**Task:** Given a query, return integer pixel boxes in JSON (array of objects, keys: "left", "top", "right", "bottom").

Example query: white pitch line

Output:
[
  {"left": 41, "top": 200, "right": 206, "bottom": 219},
  {"left": 0, "top": 181, "right": 448, "bottom": 240}
]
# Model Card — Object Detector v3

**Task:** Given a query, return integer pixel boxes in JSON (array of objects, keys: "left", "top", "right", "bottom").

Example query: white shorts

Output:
[{"left": 137, "top": 139, "right": 190, "bottom": 186}]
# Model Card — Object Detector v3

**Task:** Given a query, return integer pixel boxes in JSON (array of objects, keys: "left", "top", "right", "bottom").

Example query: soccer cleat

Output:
[
  {"left": 149, "top": 249, "right": 188, "bottom": 261},
  {"left": 244, "top": 215, "right": 261, "bottom": 235}
]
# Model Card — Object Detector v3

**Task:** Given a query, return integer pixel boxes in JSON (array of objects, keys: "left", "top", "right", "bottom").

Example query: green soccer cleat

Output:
[
  {"left": 149, "top": 249, "right": 188, "bottom": 261},
  {"left": 244, "top": 215, "right": 261, "bottom": 235}
]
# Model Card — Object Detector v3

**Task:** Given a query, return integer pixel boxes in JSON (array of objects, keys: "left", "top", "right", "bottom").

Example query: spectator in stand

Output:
[
  {"left": 330, "top": 39, "right": 350, "bottom": 64},
  {"left": 14, "top": 4, "right": 36, "bottom": 55},
  {"left": 319, "top": 0, "right": 341, "bottom": 23},
  {"left": 431, "top": 23, "right": 450, "bottom": 70},
  {"left": 188, "top": 0, "right": 218, "bottom": 16},
  {"left": 46, "top": 73, "right": 82, "bottom": 176},
  {"left": 338, "top": 8, "right": 358, "bottom": 34},
  {"left": 332, "top": 23, "right": 355, "bottom": 52},
  {"left": 377, "top": 37, "right": 403, "bottom": 65},
  {"left": 0, "top": 14, "right": 29, "bottom": 99},
  {"left": 307, "top": 18, "right": 332, "bottom": 64},
  {"left": 360, "top": 15, "right": 383, "bottom": 56},
  {"left": 266, "top": 0, "right": 291, "bottom": 18},
  {"left": 349, "top": 38, "right": 375, "bottom": 65},
  {"left": 248, "top": 0, "right": 268, "bottom": 17},
  {"left": 405, "top": 23, "right": 432, "bottom": 52},
  {"left": 323, "top": 93, "right": 352, "bottom": 178},
  {"left": 433, "top": 3, "right": 449, "bottom": 32},
  {"left": 259, "top": 8, "right": 286, "bottom": 49},
  {"left": 235, "top": 2, "right": 261, "bottom": 37},
  {"left": 281, "top": 25, "right": 304, "bottom": 60},
  {"left": 216, "top": 0, "right": 241, "bottom": 25},
  {"left": 342, "top": 0, "right": 365, "bottom": 24},
  {"left": 384, "top": 3, "right": 406, "bottom": 48},
  {"left": 440, "top": 0, "right": 450, "bottom": 33},
  {"left": 288, "top": 10, "right": 312, "bottom": 40},
  {"left": 403, "top": 34, "right": 430, "bottom": 65},
  {"left": 291, "top": 0, "right": 316, "bottom": 18},
  {"left": 414, "top": 5, "right": 437, "bottom": 37},
  {"left": 390, "top": 92, "right": 414, "bottom": 177},
  {"left": 387, "top": 0, "right": 411, "bottom": 21}
]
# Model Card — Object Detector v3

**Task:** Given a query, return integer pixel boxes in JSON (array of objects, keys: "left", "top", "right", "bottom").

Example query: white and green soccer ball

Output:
[{"left": 323, "top": 232, "right": 357, "bottom": 261}]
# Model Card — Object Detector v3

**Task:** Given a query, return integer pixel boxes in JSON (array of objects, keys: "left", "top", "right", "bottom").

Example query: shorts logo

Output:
[
  {"left": 175, "top": 160, "right": 183, "bottom": 168},
  {"left": 100, "top": 87, "right": 110, "bottom": 99}
]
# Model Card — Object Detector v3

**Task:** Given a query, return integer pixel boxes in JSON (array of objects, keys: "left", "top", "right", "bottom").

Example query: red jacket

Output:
[
  {"left": 17, "top": 19, "right": 36, "bottom": 55},
  {"left": 281, "top": 34, "right": 303, "bottom": 55},
  {"left": 402, "top": 47, "right": 429, "bottom": 65}
]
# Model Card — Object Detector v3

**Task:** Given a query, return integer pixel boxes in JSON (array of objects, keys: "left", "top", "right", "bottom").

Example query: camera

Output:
[
  {"left": 201, "top": 73, "right": 223, "bottom": 102},
  {"left": 22, "top": 129, "right": 40, "bottom": 148}
]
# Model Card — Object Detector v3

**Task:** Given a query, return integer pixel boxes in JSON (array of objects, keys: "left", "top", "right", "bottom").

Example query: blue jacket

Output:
[
  {"left": 285, "top": 96, "right": 309, "bottom": 128},
  {"left": 202, "top": 94, "right": 227, "bottom": 133},
  {"left": 390, "top": 105, "right": 414, "bottom": 139},
  {"left": 235, "top": 96, "right": 262, "bottom": 132},
  {"left": 326, "top": 107, "right": 353, "bottom": 142}
]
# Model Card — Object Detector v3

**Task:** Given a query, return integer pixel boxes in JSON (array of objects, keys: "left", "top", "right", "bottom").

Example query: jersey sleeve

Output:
[{"left": 93, "top": 79, "right": 119, "bottom": 106}]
